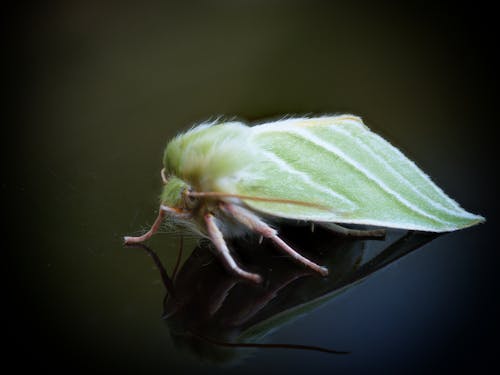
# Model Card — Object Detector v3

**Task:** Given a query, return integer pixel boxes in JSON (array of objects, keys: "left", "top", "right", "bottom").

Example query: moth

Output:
[{"left": 124, "top": 115, "right": 484, "bottom": 283}]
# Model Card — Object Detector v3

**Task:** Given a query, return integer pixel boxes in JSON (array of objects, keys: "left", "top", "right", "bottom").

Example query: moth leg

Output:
[
  {"left": 320, "top": 222, "right": 386, "bottom": 238},
  {"left": 221, "top": 203, "right": 329, "bottom": 277},
  {"left": 124, "top": 208, "right": 165, "bottom": 244},
  {"left": 204, "top": 213, "right": 262, "bottom": 284}
]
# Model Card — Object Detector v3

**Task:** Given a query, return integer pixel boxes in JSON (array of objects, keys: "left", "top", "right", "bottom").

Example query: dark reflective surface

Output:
[
  {"left": 6, "top": 2, "right": 498, "bottom": 374},
  {"left": 134, "top": 227, "right": 438, "bottom": 365}
]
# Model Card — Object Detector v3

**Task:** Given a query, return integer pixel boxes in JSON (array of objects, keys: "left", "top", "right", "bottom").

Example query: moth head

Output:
[{"left": 160, "top": 175, "right": 198, "bottom": 217}]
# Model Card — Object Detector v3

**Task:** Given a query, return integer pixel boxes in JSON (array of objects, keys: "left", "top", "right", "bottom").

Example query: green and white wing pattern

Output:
[{"left": 235, "top": 116, "right": 484, "bottom": 232}]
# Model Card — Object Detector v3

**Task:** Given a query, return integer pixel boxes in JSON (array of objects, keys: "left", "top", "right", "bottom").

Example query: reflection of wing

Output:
[
  {"left": 236, "top": 115, "right": 483, "bottom": 232},
  {"left": 157, "top": 226, "right": 439, "bottom": 363},
  {"left": 239, "top": 230, "right": 439, "bottom": 343}
]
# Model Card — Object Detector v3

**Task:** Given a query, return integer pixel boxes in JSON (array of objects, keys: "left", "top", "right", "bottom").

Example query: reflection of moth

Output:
[
  {"left": 138, "top": 228, "right": 438, "bottom": 363},
  {"left": 125, "top": 115, "right": 484, "bottom": 282}
]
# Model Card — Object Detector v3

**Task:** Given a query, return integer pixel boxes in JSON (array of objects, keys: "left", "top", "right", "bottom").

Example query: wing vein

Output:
[
  {"left": 288, "top": 128, "right": 450, "bottom": 226},
  {"left": 330, "top": 126, "right": 475, "bottom": 219},
  {"left": 259, "top": 150, "right": 356, "bottom": 209}
]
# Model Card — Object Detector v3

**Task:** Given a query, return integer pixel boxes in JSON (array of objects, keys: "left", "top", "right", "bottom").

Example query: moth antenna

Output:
[{"left": 187, "top": 191, "right": 331, "bottom": 211}]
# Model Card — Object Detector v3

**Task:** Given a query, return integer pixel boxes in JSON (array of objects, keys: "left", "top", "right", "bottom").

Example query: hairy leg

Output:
[
  {"left": 320, "top": 222, "right": 386, "bottom": 238},
  {"left": 221, "top": 203, "right": 328, "bottom": 277},
  {"left": 204, "top": 213, "right": 262, "bottom": 284},
  {"left": 124, "top": 209, "right": 165, "bottom": 244}
]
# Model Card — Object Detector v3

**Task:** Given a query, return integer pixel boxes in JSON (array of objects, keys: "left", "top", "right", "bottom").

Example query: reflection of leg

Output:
[
  {"left": 221, "top": 203, "right": 328, "bottom": 277},
  {"left": 320, "top": 222, "right": 386, "bottom": 238},
  {"left": 228, "top": 271, "right": 311, "bottom": 326},
  {"left": 204, "top": 213, "right": 262, "bottom": 284},
  {"left": 207, "top": 278, "right": 239, "bottom": 316},
  {"left": 124, "top": 209, "right": 165, "bottom": 244}
]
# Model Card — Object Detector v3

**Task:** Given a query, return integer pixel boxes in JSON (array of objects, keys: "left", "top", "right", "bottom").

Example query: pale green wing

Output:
[{"left": 234, "top": 115, "right": 484, "bottom": 232}]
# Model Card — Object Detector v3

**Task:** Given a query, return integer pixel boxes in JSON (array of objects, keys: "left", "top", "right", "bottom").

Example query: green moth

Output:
[{"left": 124, "top": 115, "right": 484, "bottom": 283}]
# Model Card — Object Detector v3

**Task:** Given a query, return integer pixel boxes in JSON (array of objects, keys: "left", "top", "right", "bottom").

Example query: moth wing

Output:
[{"left": 234, "top": 115, "right": 484, "bottom": 232}]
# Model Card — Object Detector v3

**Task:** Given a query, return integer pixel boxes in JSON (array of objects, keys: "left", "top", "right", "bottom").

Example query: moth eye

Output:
[{"left": 184, "top": 188, "right": 197, "bottom": 208}]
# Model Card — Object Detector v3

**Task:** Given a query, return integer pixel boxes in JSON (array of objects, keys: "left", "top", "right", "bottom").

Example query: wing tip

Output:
[{"left": 406, "top": 213, "right": 486, "bottom": 233}]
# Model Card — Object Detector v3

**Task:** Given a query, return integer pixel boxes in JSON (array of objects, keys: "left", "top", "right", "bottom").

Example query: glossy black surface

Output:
[
  {"left": 5, "top": 2, "right": 498, "bottom": 374},
  {"left": 142, "top": 228, "right": 439, "bottom": 364}
]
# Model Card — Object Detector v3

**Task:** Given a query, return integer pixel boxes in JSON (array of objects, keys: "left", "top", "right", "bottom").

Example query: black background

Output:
[{"left": 4, "top": 1, "right": 499, "bottom": 374}]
